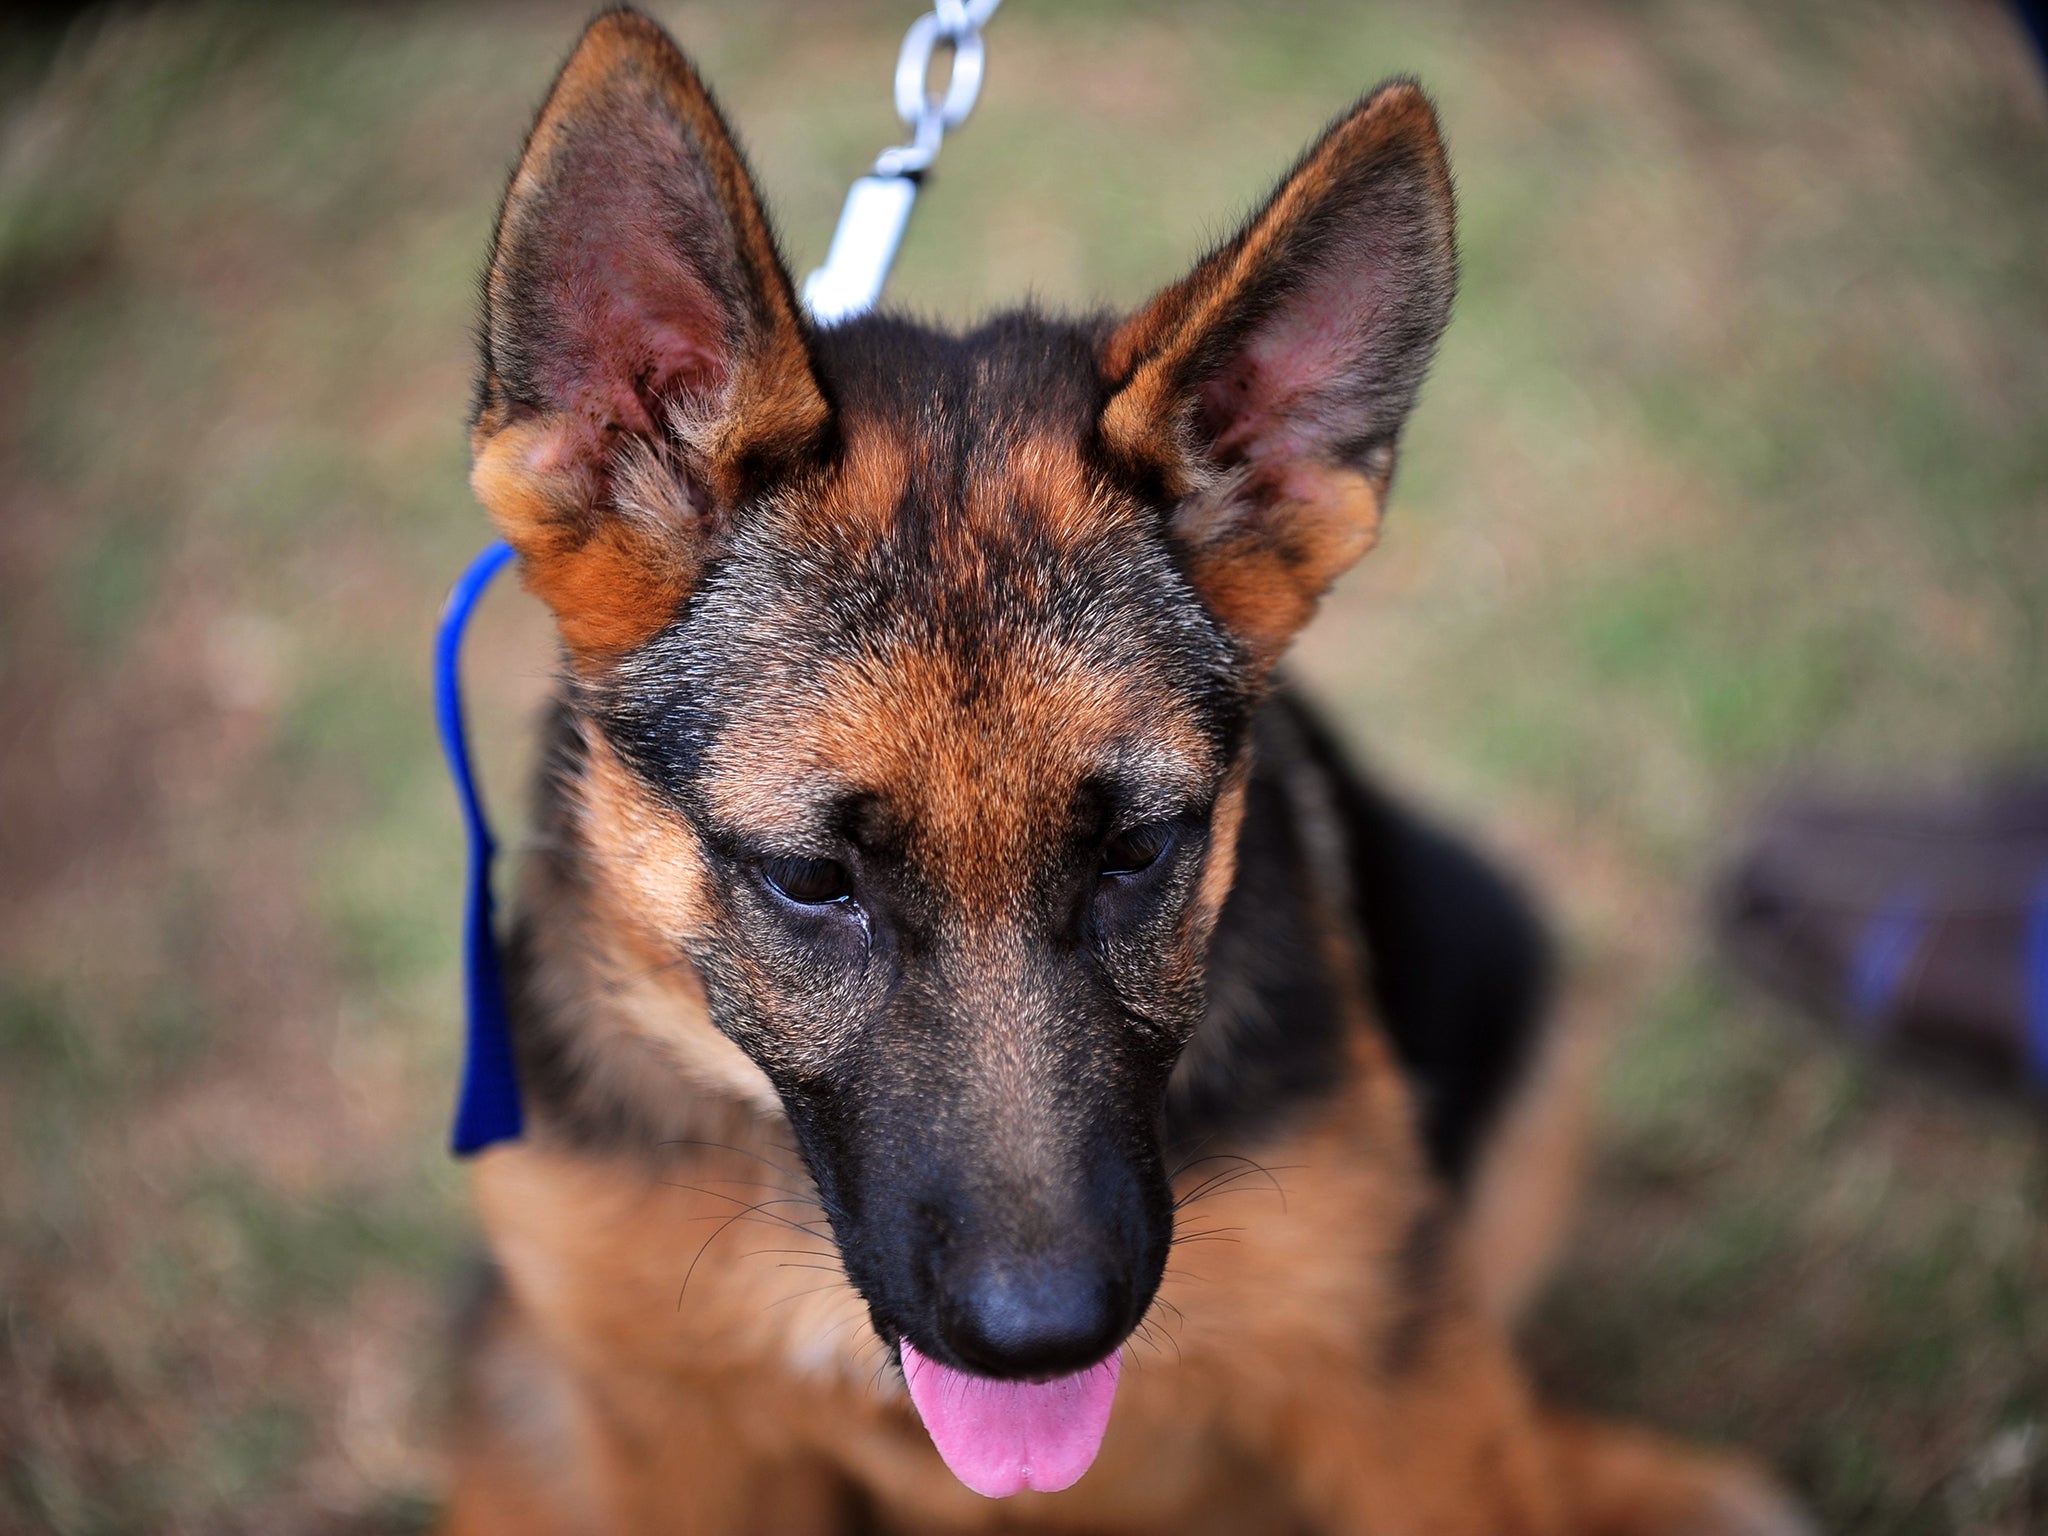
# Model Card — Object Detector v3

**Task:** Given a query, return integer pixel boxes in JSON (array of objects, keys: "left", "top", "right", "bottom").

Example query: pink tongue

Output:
[{"left": 899, "top": 1340, "right": 1120, "bottom": 1498}]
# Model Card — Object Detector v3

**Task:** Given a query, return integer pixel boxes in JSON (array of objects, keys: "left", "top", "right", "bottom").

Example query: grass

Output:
[{"left": 0, "top": 1, "right": 2043, "bottom": 1531}]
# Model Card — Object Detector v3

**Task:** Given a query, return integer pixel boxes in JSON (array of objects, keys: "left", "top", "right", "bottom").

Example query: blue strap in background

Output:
[
  {"left": 434, "top": 538, "right": 524, "bottom": 1155},
  {"left": 1847, "top": 886, "right": 1927, "bottom": 1034},
  {"left": 1852, "top": 878, "right": 2048, "bottom": 1096}
]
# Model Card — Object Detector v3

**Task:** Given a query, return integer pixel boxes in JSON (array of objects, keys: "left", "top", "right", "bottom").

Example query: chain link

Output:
[
  {"left": 881, "top": 0, "right": 998, "bottom": 176},
  {"left": 801, "top": 0, "right": 1004, "bottom": 323}
]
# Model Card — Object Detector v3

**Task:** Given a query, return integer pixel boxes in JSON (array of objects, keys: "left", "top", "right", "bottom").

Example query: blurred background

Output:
[{"left": 1, "top": 2, "right": 2043, "bottom": 1531}]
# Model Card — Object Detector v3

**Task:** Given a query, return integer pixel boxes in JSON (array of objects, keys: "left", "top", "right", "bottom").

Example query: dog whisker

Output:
[
  {"left": 658, "top": 1183, "right": 836, "bottom": 1243},
  {"left": 1127, "top": 1318, "right": 1182, "bottom": 1369},
  {"left": 761, "top": 1281, "right": 853, "bottom": 1312},
  {"left": 655, "top": 1138, "right": 811, "bottom": 1186},
  {"left": 1169, "top": 1224, "right": 1244, "bottom": 1248},
  {"left": 667, "top": 1174, "right": 813, "bottom": 1198},
  {"left": 817, "top": 1312, "right": 870, "bottom": 1349},
  {"left": 1172, "top": 1157, "right": 1299, "bottom": 1213},
  {"left": 675, "top": 1192, "right": 845, "bottom": 1306}
]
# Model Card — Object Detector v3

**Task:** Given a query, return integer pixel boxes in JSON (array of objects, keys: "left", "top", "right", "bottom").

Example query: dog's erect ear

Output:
[
  {"left": 1100, "top": 82, "right": 1455, "bottom": 663},
  {"left": 471, "top": 10, "right": 828, "bottom": 658}
]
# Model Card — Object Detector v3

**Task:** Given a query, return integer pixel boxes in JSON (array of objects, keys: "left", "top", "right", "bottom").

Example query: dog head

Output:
[{"left": 472, "top": 6, "right": 1452, "bottom": 1412}]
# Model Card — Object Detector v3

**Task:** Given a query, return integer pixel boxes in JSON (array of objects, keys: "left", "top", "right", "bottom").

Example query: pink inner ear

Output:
[
  {"left": 516, "top": 94, "right": 743, "bottom": 453},
  {"left": 1199, "top": 252, "right": 1391, "bottom": 473},
  {"left": 545, "top": 244, "right": 731, "bottom": 442}
]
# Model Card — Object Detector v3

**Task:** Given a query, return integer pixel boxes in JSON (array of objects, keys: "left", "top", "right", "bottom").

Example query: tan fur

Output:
[
  {"left": 1467, "top": 1017, "right": 1598, "bottom": 1326},
  {"left": 569, "top": 736, "right": 787, "bottom": 1112},
  {"left": 471, "top": 420, "right": 701, "bottom": 661},
  {"left": 1171, "top": 468, "right": 1384, "bottom": 667}
]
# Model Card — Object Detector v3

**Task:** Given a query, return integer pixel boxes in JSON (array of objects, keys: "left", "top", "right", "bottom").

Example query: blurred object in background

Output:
[{"left": 1717, "top": 777, "right": 2048, "bottom": 1096}]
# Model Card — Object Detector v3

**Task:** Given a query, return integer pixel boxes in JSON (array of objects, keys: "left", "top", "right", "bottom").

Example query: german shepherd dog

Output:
[{"left": 445, "top": 11, "right": 1808, "bottom": 1534}]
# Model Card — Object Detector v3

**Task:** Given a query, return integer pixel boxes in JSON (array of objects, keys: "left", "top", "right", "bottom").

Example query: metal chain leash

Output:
[{"left": 802, "top": 0, "right": 1003, "bottom": 324}]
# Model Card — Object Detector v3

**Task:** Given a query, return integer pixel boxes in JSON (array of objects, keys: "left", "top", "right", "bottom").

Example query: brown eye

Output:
[
  {"left": 759, "top": 855, "right": 853, "bottom": 906},
  {"left": 1100, "top": 822, "right": 1176, "bottom": 879}
]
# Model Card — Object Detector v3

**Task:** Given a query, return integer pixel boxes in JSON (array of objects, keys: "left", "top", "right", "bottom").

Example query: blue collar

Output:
[{"left": 434, "top": 538, "right": 524, "bottom": 1155}]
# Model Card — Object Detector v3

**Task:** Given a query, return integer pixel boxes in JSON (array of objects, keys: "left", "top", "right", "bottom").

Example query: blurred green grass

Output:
[{"left": 0, "top": 2, "right": 2042, "bottom": 1531}]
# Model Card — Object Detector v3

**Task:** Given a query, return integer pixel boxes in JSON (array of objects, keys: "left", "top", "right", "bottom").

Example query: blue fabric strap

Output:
[
  {"left": 2027, "top": 878, "right": 2048, "bottom": 1094},
  {"left": 434, "top": 538, "right": 524, "bottom": 1155}
]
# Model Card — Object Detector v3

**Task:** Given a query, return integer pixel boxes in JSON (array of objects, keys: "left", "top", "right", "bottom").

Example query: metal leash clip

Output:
[{"left": 802, "top": 0, "right": 1002, "bottom": 325}]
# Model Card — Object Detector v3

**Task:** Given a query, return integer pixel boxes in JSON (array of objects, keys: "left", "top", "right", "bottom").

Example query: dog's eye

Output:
[
  {"left": 758, "top": 855, "right": 853, "bottom": 906},
  {"left": 1100, "top": 821, "right": 1176, "bottom": 879}
]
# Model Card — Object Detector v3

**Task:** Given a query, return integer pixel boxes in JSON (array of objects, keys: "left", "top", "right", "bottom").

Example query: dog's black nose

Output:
[{"left": 937, "top": 1252, "right": 1129, "bottom": 1379}]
